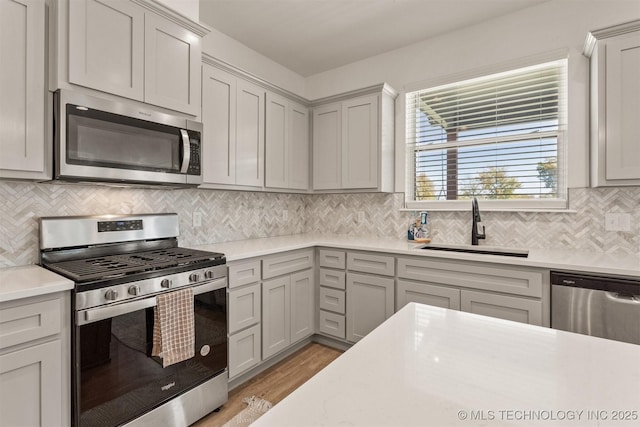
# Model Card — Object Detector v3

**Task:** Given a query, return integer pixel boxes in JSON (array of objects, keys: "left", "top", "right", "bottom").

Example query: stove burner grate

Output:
[{"left": 45, "top": 247, "right": 223, "bottom": 282}]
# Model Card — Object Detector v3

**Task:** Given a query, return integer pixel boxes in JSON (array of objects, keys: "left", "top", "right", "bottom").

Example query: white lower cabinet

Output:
[
  {"left": 461, "top": 290, "right": 542, "bottom": 325},
  {"left": 262, "top": 268, "right": 314, "bottom": 360},
  {"left": 319, "top": 310, "right": 346, "bottom": 339},
  {"left": 228, "top": 324, "right": 261, "bottom": 379},
  {"left": 346, "top": 273, "right": 394, "bottom": 343},
  {"left": 0, "top": 292, "right": 69, "bottom": 427},
  {"left": 397, "top": 279, "right": 461, "bottom": 310},
  {"left": 396, "top": 256, "right": 548, "bottom": 327},
  {"left": 228, "top": 282, "right": 261, "bottom": 335},
  {"left": 227, "top": 260, "right": 262, "bottom": 380}
]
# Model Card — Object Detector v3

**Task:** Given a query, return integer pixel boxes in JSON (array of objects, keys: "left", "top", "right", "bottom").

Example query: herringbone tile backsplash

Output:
[{"left": 0, "top": 181, "right": 638, "bottom": 268}]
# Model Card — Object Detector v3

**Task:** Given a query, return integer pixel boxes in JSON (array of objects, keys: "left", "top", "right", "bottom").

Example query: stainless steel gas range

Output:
[{"left": 39, "top": 213, "right": 228, "bottom": 427}]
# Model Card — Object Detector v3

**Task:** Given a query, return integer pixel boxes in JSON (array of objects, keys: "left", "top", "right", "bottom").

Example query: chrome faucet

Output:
[{"left": 471, "top": 197, "right": 486, "bottom": 245}]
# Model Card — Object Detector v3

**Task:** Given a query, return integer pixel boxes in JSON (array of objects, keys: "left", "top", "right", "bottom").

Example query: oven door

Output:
[{"left": 73, "top": 280, "right": 227, "bottom": 427}]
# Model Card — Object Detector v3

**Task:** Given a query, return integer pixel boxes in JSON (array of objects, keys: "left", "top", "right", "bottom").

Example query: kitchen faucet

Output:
[{"left": 471, "top": 197, "right": 486, "bottom": 245}]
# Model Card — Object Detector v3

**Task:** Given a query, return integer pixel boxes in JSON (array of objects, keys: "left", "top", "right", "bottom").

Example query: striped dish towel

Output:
[{"left": 152, "top": 288, "right": 195, "bottom": 368}]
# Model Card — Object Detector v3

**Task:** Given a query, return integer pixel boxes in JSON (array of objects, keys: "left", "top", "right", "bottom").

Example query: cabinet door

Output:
[
  {"left": 0, "top": 0, "right": 47, "bottom": 178},
  {"left": 312, "top": 103, "right": 342, "bottom": 189},
  {"left": 228, "top": 324, "right": 261, "bottom": 379},
  {"left": 290, "top": 269, "right": 314, "bottom": 343},
  {"left": 0, "top": 340, "right": 62, "bottom": 426},
  {"left": 605, "top": 32, "right": 640, "bottom": 180},
  {"left": 68, "top": 0, "right": 144, "bottom": 100},
  {"left": 396, "top": 279, "right": 461, "bottom": 311},
  {"left": 262, "top": 277, "right": 290, "bottom": 359},
  {"left": 144, "top": 13, "right": 201, "bottom": 115},
  {"left": 228, "top": 283, "right": 261, "bottom": 335},
  {"left": 201, "top": 65, "right": 236, "bottom": 184},
  {"left": 236, "top": 80, "right": 265, "bottom": 187},
  {"left": 461, "top": 290, "right": 542, "bottom": 326},
  {"left": 341, "top": 95, "right": 378, "bottom": 189},
  {"left": 346, "top": 273, "right": 394, "bottom": 343},
  {"left": 289, "top": 101, "right": 310, "bottom": 190},
  {"left": 265, "top": 92, "right": 289, "bottom": 188}
]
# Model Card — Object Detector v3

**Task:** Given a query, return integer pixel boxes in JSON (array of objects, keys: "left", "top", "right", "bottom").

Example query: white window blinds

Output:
[{"left": 406, "top": 59, "right": 567, "bottom": 209}]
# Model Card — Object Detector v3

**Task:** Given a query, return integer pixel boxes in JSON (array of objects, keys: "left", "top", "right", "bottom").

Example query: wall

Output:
[
  {"left": 201, "top": 28, "right": 307, "bottom": 97},
  {"left": 304, "top": 0, "right": 640, "bottom": 192},
  {"left": 306, "top": 188, "right": 640, "bottom": 256},
  {"left": 0, "top": 181, "right": 306, "bottom": 268},
  {"left": 2, "top": 181, "right": 637, "bottom": 269}
]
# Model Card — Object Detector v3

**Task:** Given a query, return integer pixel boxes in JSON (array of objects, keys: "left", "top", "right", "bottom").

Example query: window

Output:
[{"left": 405, "top": 59, "right": 567, "bottom": 210}]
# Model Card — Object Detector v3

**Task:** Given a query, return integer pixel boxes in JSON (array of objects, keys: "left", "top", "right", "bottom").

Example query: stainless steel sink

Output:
[{"left": 419, "top": 244, "right": 529, "bottom": 258}]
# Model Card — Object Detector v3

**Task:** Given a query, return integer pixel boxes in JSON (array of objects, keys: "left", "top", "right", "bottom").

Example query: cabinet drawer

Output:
[
  {"left": 228, "top": 324, "right": 261, "bottom": 379},
  {"left": 397, "top": 256, "right": 543, "bottom": 298},
  {"left": 228, "top": 283, "right": 261, "bottom": 334},
  {"left": 347, "top": 252, "right": 394, "bottom": 276},
  {"left": 319, "top": 287, "right": 345, "bottom": 314},
  {"left": 319, "top": 249, "right": 345, "bottom": 269},
  {"left": 461, "top": 290, "right": 543, "bottom": 326},
  {"left": 319, "top": 310, "right": 345, "bottom": 340},
  {"left": 319, "top": 268, "right": 346, "bottom": 290},
  {"left": 0, "top": 298, "right": 61, "bottom": 350},
  {"left": 228, "top": 260, "right": 261, "bottom": 289},
  {"left": 262, "top": 249, "right": 314, "bottom": 279},
  {"left": 396, "top": 279, "right": 461, "bottom": 311}
]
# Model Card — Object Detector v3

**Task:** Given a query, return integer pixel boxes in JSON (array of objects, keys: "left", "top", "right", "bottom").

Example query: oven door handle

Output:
[{"left": 78, "top": 278, "right": 226, "bottom": 325}]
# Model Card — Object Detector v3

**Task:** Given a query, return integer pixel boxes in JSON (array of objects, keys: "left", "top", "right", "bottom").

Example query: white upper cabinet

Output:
[
  {"left": 312, "top": 103, "right": 342, "bottom": 190},
  {"left": 236, "top": 79, "right": 265, "bottom": 187},
  {"left": 312, "top": 84, "right": 397, "bottom": 192},
  {"left": 143, "top": 12, "right": 201, "bottom": 115},
  {"left": 0, "top": 0, "right": 49, "bottom": 180},
  {"left": 201, "top": 65, "right": 236, "bottom": 185},
  {"left": 201, "top": 64, "right": 265, "bottom": 188},
  {"left": 585, "top": 20, "right": 640, "bottom": 187},
  {"left": 265, "top": 92, "right": 309, "bottom": 191},
  {"left": 65, "top": 0, "right": 204, "bottom": 116},
  {"left": 68, "top": 0, "right": 144, "bottom": 101},
  {"left": 342, "top": 95, "right": 378, "bottom": 189}
]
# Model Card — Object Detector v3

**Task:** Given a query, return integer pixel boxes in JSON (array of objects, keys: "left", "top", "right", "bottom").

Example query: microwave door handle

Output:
[{"left": 180, "top": 129, "right": 191, "bottom": 174}]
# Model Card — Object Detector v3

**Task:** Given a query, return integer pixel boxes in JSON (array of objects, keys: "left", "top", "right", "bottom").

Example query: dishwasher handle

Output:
[{"left": 550, "top": 271, "right": 640, "bottom": 297}]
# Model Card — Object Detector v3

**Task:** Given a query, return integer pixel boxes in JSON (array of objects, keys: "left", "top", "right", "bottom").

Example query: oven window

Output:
[
  {"left": 76, "top": 290, "right": 227, "bottom": 427},
  {"left": 67, "top": 105, "right": 181, "bottom": 173}
]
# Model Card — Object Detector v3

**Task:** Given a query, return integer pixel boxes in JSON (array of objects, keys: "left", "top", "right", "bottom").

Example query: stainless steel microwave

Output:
[{"left": 53, "top": 90, "right": 202, "bottom": 187}]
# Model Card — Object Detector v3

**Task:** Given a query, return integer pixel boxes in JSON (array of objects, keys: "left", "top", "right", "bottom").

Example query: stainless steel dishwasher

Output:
[{"left": 551, "top": 271, "right": 640, "bottom": 345}]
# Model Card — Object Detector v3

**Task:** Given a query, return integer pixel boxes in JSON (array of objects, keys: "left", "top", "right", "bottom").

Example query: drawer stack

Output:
[{"left": 318, "top": 249, "right": 346, "bottom": 339}]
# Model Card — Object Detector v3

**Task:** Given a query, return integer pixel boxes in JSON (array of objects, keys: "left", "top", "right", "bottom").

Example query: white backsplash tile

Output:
[{"left": 0, "top": 181, "right": 638, "bottom": 268}]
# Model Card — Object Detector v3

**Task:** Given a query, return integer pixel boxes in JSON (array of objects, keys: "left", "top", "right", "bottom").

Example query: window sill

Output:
[{"left": 403, "top": 198, "right": 572, "bottom": 213}]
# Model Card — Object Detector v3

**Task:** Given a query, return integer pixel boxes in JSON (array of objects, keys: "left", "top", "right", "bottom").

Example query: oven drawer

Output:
[{"left": 0, "top": 297, "right": 62, "bottom": 350}]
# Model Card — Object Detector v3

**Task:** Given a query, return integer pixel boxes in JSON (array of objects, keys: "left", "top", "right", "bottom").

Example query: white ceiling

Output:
[{"left": 199, "top": 0, "right": 549, "bottom": 77}]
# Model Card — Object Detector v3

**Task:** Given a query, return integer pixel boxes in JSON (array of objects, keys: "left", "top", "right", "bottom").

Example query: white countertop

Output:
[
  {"left": 252, "top": 303, "right": 640, "bottom": 427},
  {"left": 0, "top": 265, "right": 74, "bottom": 303},
  {"left": 192, "top": 233, "right": 640, "bottom": 277}
]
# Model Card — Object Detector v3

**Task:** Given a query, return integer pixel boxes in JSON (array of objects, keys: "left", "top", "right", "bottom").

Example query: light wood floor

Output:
[{"left": 194, "top": 343, "right": 343, "bottom": 426}]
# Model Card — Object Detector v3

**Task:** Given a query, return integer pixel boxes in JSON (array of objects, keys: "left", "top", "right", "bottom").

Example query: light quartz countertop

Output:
[
  {"left": 252, "top": 302, "right": 640, "bottom": 427},
  {"left": 0, "top": 265, "right": 74, "bottom": 303},
  {"left": 191, "top": 233, "right": 640, "bottom": 278}
]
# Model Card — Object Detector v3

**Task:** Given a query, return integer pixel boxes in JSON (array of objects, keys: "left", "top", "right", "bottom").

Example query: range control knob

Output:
[
  {"left": 189, "top": 273, "right": 201, "bottom": 283},
  {"left": 128, "top": 285, "right": 141, "bottom": 296},
  {"left": 160, "top": 279, "right": 172, "bottom": 289},
  {"left": 204, "top": 270, "right": 215, "bottom": 280},
  {"left": 104, "top": 289, "right": 119, "bottom": 301}
]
